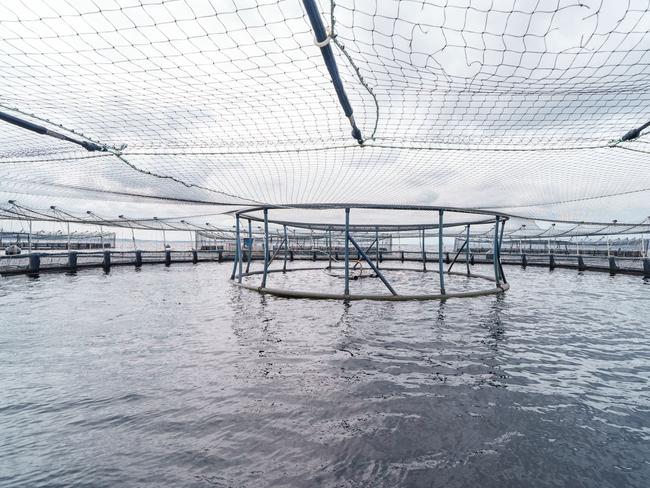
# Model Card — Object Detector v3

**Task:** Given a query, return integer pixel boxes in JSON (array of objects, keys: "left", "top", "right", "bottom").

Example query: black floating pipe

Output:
[
  {"left": 301, "top": 0, "right": 363, "bottom": 144},
  {"left": 0, "top": 110, "right": 106, "bottom": 152}
]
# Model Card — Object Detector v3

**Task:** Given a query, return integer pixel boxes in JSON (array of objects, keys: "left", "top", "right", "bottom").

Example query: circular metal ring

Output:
[{"left": 231, "top": 266, "right": 509, "bottom": 301}]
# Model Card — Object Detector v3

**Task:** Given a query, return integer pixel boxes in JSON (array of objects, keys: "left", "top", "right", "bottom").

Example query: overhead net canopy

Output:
[{"left": 1, "top": 0, "right": 649, "bottom": 225}]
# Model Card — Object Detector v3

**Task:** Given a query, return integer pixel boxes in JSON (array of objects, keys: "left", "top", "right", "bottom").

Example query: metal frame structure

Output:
[{"left": 229, "top": 205, "right": 509, "bottom": 301}]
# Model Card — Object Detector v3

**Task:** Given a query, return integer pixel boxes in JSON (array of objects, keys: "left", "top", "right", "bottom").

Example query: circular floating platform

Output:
[{"left": 232, "top": 266, "right": 509, "bottom": 301}]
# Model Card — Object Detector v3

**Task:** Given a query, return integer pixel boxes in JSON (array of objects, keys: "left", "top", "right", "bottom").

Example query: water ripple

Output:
[{"left": 0, "top": 262, "right": 648, "bottom": 487}]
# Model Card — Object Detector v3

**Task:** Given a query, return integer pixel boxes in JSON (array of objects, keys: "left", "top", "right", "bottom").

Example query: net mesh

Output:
[{"left": 1, "top": 0, "right": 650, "bottom": 225}]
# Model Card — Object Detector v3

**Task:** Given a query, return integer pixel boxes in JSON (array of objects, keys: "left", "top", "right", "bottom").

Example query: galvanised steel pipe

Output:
[
  {"left": 421, "top": 228, "right": 426, "bottom": 271},
  {"left": 466, "top": 224, "right": 471, "bottom": 276},
  {"left": 328, "top": 227, "right": 332, "bottom": 269},
  {"left": 246, "top": 219, "right": 253, "bottom": 273},
  {"left": 230, "top": 215, "right": 240, "bottom": 280},
  {"left": 498, "top": 217, "right": 507, "bottom": 284},
  {"left": 261, "top": 208, "right": 270, "bottom": 288},
  {"left": 438, "top": 210, "right": 446, "bottom": 295},
  {"left": 283, "top": 224, "right": 288, "bottom": 272},
  {"left": 348, "top": 234, "right": 397, "bottom": 296},
  {"left": 344, "top": 208, "right": 350, "bottom": 296},
  {"left": 493, "top": 216, "right": 500, "bottom": 284},
  {"left": 375, "top": 226, "right": 380, "bottom": 269},
  {"left": 237, "top": 220, "right": 244, "bottom": 283}
]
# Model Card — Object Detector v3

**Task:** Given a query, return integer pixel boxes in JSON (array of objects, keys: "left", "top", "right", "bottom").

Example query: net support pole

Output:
[
  {"left": 237, "top": 222, "right": 244, "bottom": 283},
  {"left": 230, "top": 215, "right": 240, "bottom": 280},
  {"left": 438, "top": 210, "right": 446, "bottom": 295},
  {"left": 301, "top": 0, "right": 363, "bottom": 144},
  {"left": 67, "top": 222, "right": 71, "bottom": 250},
  {"left": 261, "top": 208, "right": 270, "bottom": 288},
  {"left": 344, "top": 208, "right": 350, "bottom": 296},
  {"left": 498, "top": 218, "right": 507, "bottom": 284},
  {"left": 246, "top": 219, "right": 253, "bottom": 273},
  {"left": 493, "top": 217, "right": 500, "bottom": 285},
  {"left": 375, "top": 227, "right": 380, "bottom": 269},
  {"left": 280, "top": 224, "right": 287, "bottom": 272},
  {"left": 421, "top": 228, "right": 426, "bottom": 271},
  {"left": 0, "top": 109, "right": 107, "bottom": 152},
  {"left": 466, "top": 225, "right": 471, "bottom": 276},
  {"left": 328, "top": 228, "right": 332, "bottom": 269}
]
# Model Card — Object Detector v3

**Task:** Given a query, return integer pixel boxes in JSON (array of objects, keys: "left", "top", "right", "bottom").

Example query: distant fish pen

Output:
[
  {"left": 0, "top": 230, "right": 115, "bottom": 251},
  {"left": 2, "top": 204, "right": 649, "bottom": 287}
]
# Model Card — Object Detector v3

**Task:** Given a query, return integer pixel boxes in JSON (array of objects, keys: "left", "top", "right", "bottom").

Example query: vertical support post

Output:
[
  {"left": 438, "top": 210, "right": 445, "bottom": 295},
  {"left": 328, "top": 228, "right": 332, "bottom": 269},
  {"left": 67, "top": 222, "right": 71, "bottom": 250},
  {"left": 103, "top": 250, "right": 111, "bottom": 271},
  {"left": 230, "top": 215, "right": 240, "bottom": 280},
  {"left": 68, "top": 251, "right": 77, "bottom": 272},
  {"left": 130, "top": 227, "right": 137, "bottom": 251},
  {"left": 135, "top": 250, "right": 143, "bottom": 267},
  {"left": 261, "top": 208, "right": 269, "bottom": 288},
  {"left": 643, "top": 257, "right": 650, "bottom": 278},
  {"left": 465, "top": 225, "right": 471, "bottom": 276},
  {"left": 28, "top": 253, "right": 40, "bottom": 275},
  {"left": 375, "top": 226, "right": 380, "bottom": 269},
  {"left": 165, "top": 249, "right": 171, "bottom": 267},
  {"left": 237, "top": 221, "right": 244, "bottom": 283},
  {"left": 192, "top": 250, "right": 198, "bottom": 264},
  {"left": 100, "top": 226, "right": 104, "bottom": 249},
  {"left": 344, "top": 208, "right": 350, "bottom": 296},
  {"left": 162, "top": 229, "right": 167, "bottom": 250},
  {"left": 578, "top": 255, "right": 586, "bottom": 271},
  {"left": 608, "top": 256, "right": 617, "bottom": 275},
  {"left": 28, "top": 220, "right": 32, "bottom": 253},
  {"left": 283, "top": 224, "right": 289, "bottom": 272},
  {"left": 246, "top": 219, "right": 253, "bottom": 273},
  {"left": 421, "top": 228, "right": 426, "bottom": 271},
  {"left": 498, "top": 217, "right": 507, "bottom": 284},
  {"left": 493, "top": 216, "right": 500, "bottom": 284}
]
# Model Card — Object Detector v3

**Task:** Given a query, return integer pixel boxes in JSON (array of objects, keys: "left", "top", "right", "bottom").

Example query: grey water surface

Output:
[{"left": 1, "top": 262, "right": 649, "bottom": 487}]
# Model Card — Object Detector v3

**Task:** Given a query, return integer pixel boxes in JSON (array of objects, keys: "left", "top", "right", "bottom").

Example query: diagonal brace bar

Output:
[
  {"left": 447, "top": 239, "right": 467, "bottom": 273},
  {"left": 348, "top": 234, "right": 397, "bottom": 295}
]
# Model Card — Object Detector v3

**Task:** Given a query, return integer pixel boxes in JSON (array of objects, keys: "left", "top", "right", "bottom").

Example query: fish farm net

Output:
[{"left": 1, "top": 0, "right": 650, "bottom": 295}]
